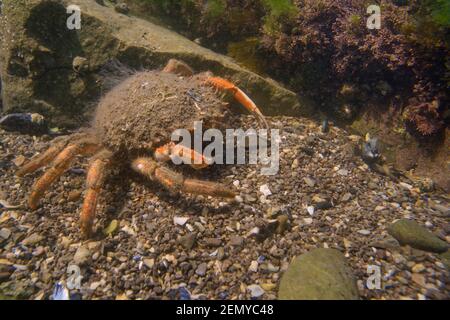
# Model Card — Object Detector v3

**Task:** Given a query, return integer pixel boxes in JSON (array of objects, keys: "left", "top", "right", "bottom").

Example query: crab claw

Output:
[
  {"left": 205, "top": 77, "right": 269, "bottom": 129},
  {"left": 154, "top": 142, "right": 211, "bottom": 169}
]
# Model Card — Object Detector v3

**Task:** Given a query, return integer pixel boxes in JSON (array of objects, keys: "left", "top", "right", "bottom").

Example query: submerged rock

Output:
[
  {"left": 278, "top": 248, "right": 359, "bottom": 300},
  {"left": 0, "top": 113, "right": 48, "bottom": 134},
  {"left": 0, "top": 0, "right": 307, "bottom": 127},
  {"left": 388, "top": 219, "right": 448, "bottom": 253}
]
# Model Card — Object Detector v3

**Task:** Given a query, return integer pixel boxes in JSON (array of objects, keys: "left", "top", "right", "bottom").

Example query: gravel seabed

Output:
[{"left": 0, "top": 115, "right": 449, "bottom": 300}]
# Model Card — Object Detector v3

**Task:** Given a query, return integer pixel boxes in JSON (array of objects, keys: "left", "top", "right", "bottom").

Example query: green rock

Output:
[
  {"left": 278, "top": 248, "right": 359, "bottom": 300},
  {"left": 388, "top": 219, "right": 448, "bottom": 253}
]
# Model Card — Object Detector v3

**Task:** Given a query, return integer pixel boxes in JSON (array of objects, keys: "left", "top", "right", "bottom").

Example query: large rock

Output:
[
  {"left": 0, "top": 0, "right": 312, "bottom": 127},
  {"left": 278, "top": 248, "right": 359, "bottom": 300},
  {"left": 388, "top": 219, "right": 448, "bottom": 253}
]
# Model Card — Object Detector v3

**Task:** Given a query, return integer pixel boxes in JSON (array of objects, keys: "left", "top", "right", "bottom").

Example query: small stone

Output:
[
  {"left": 22, "top": 233, "right": 44, "bottom": 246},
  {"left": 143, "top": 258, "right": 154, "bottom": 269},
  {"left": 260, "top": 283, "right": 276, "bottom": 291},
  {"left": 32, "top": 246, "right": 45, "bottom": 256},
  {"left": 205, "top": 238, "right": 222, "bottom": 247},
  {"left": 178, "top": 233, "right": 196, "bottom": 250},
  {"left": 337, "top": 169, "right": 349, "bottom": 176},
  {"left": 357, "top": 229, "right": 371, "bottom": 236},
  {"left": 259, "top": 184, "right": 272, "bottom": 197},
  {"left": 303, "top": 218, "right": 313, "bottom": 225},
  {"left": 411, "top": 263, "right": 426, "bottom": 273},
  {"left": 392, "top": 253, "right": 407, "bottom": 265},
  {"left": 68, "top": 190, "right": 82, "bottom": 202},
  {"left": 121, "top": 225, "right": 136, "bottom": 236},
  {"left": 369, "top": 236, "right": 400, "bottom": 249},
  {"left": 307, "top": 206, "right": 315, "bottom": 216},
  {"left": 249, "top": 261, "right": 258, "bottom": 273},
  {"left": 341, "top": 193, "right": 352, "bottom": 202},
  {"left": 60, "top": 237, "right": 71, "bottom": 248},
  {"left": 195, "top": 263, "right": 207, "bottom": 276},
  {"left": 303, "top": 177, "right": 316, "bottom": 188},
  {"left": 247, "top": 284, "right": 265, "bottom": 298},
  {"left": 174, "top": 216, "right": 189, "bottom": 226},
  {"left": 411, "top": 273, "right": 426, "bottom": 287},
  {"left": 343, "top": 238, "right": 353, "bottom": 249},
  {"left": 73, "top": 245, "right": 91, "bottom": 265},
  {"left": 90, "top": 282, "right": 101, "bottom": 291},
  {"left": 229, "top": 236, "right": 244, "bottom": 247},
  {"left": 0, "top": 228, "right": 11, "bottom": 240}
]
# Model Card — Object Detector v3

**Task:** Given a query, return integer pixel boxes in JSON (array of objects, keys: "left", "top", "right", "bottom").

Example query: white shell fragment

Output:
[
  {"left": 174, "top": 216, "right": 189, "bottom": 226},
  {"left": 259, "top": 184, "right": 272, "bottom": 197}
]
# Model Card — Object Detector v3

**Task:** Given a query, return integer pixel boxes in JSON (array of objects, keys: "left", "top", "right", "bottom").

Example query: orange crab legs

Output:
[
  {"left": 80, "top": 150, "right": 112, "bottom": 238},
  {"left": 154, "top": 142, "right": 211, "bottom": 170},
  {"left": 25, "top": 137, "right": 101, "bottom": 210},
  {"left": 131, "top": 157, "right": 235, "bottom": 198},
  {"left": 205, "top": 77, "right": 269, "bottom": 129}
]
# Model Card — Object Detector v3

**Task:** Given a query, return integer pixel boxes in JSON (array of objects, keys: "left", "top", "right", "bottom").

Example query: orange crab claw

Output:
[
  {"left": 205, "top": 77, "right": 269, "bottom": 129},
  {"left": 154, "top": 142, "right": 211, "bottom": 169}
]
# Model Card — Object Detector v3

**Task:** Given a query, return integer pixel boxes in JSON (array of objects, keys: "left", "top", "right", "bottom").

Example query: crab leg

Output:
[
  {"left": 16, "top": 133, "right": 92, "bottom": 177},
  {"left": 80, "top": 150, "right": 112, "bottom": 238},
  {"left": 154, "top": 142, "right": 211, "bottom": 169},
  {"left": 28, "top": 138, "right": 101, "bottom": 210},
  {"left": 131, "top": 157, "right": 235, "bottom": 198},
  {"left": 205, "top": 77, "right": 269, "bottom": 129}
]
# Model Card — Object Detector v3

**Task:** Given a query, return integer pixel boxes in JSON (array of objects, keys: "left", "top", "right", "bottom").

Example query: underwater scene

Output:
[{"left": 0, "top": 0, "right": 449, "bottom": 303}]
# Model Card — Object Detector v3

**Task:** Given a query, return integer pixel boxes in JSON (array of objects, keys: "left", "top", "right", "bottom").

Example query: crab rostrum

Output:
[{"left": 16, "top": 59, "right": 268, "bottom": 238}]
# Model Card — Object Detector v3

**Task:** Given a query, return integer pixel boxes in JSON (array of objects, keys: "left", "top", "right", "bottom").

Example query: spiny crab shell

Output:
[{"left": 94, "top": 70, "right": 230, "bottom": 159}]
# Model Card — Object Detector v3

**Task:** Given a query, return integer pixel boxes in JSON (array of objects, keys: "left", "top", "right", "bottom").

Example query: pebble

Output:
[
  {"left": 205, "top": 238, "right": 222, "bottom": 247},
  {"left": 247, "top": 284, "right": 265, "bottom": 298},
  {"left": 195, "top": 263, "right": 207, "bottom": 276},
  {"left": 303, "top": 177, "right": 316, "bottom": 187},
  {"left": 229, "top": 236, "right": 244, "bottom": 247},
  {"left": 22, "top": 233, "right": 44, "bottom": 246},
  {"left": 178, "top": 233, "right": 196, "bottom": 250},
  {"left": 411, "top": 264, "right": 426, "bottom": 273},
  {"left": 174, "top": 216, "right": 189, "bottom": 226},
  {"left": 411, "top": 273, "right": 426, "bottom": 287},
  {"left": 73, "top": 245, "right": 91, "bottom": 265},
  {"left": 0, "top": 228, "right": 11, "bottom": 240},
  {"left": 143, "top": 258, "right": 154, "bottom": 269},
  {"left": 259, "top": 184, "right": 272, "bottom": 197},
  {"left": 249, "top": 261, "right": 258, "bottom": 273}
]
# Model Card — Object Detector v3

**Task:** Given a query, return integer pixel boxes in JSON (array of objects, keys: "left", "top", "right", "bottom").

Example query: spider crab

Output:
[{"left": 16, "top": 59, "right": 268, "bottom": 238}]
